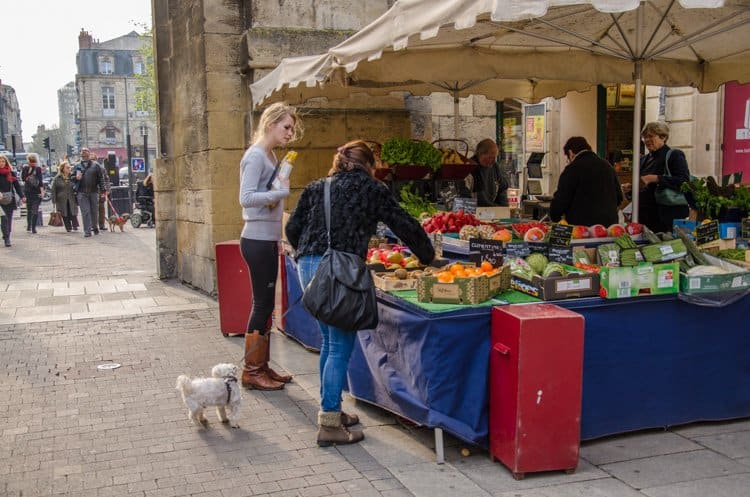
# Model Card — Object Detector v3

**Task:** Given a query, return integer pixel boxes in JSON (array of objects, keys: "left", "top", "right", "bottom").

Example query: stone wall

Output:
[{"left": 153, "top": 0, "right": 406, "bottom": 295}]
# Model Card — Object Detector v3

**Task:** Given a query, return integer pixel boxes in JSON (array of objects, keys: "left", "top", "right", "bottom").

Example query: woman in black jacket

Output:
[
  {"left": 21, "top": 154, "right": 45, "bottom": 234},
  {"left": 286, "top": 140, "right": 434, "bottom": 447},
  {"left": 0, "top": 154, "right": 25, "bottom": 247},
  {"left": 623, "top": 122, "right": 690, "bottom": 233}
]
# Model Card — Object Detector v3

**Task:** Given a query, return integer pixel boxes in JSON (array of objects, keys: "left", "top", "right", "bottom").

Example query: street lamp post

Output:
[{"left": 124, "top": 77, "right": 133, "bottom": 209}]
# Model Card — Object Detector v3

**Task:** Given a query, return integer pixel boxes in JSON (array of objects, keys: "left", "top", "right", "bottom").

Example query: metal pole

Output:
[
  {"left": 124, "top": 77, "right": 133, "bottom": 209},
  {"left": 630, "top": 3, "right": 644, "bottom": 224},
  {"left": 143, "top": 132, "right": 148, "bottom": 175}
]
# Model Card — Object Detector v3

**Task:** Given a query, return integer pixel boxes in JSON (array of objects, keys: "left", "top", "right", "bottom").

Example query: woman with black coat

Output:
[
  {"left": 622, "top": 121, "right": 690, "bottom": 233},
  {"left": 285, "top": 140, "right": 435, "bottom": 447},
  {"left": 0, "top": 154, "right": 25, "bottom": 247},
  {"left": 21, "top": 154, "right": 45, "bottom": 234}
]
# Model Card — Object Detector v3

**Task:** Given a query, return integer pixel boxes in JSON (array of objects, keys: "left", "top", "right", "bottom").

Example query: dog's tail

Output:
[{"left": 175, "top": 375, "right": 192, "bottom": 397}]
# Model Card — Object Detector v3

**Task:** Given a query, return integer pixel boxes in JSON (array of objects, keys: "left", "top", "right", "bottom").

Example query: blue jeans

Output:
[{"left": 298, "top": 255, "right": 357, "bottom": 413}]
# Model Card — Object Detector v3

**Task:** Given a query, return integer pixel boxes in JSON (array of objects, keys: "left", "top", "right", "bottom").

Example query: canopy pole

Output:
[
  {"left": 453, "top": 91, "right": 460, "bottom": 138},
  {"left": 631, "top": 61, "right": 642, "bottom": 223}
]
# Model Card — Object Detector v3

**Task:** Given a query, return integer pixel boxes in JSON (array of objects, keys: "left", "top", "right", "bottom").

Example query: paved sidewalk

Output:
[{"left": 2, "top": 207, "right": 750, "bottom": 497}]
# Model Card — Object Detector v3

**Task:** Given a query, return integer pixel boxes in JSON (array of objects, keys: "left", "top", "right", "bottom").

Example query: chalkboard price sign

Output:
[
  {"left": 452, "top": 197, "right": 477, "bottom": 214},
  {"left": 505, "top": 242, "right": 531, "bottom": 258},
  {"left": 468, "top": 238, "right": 505, "bottom": 266},
  {"left": 548, "top": 223, "right": 574, "bottom": 247},
  {"left": 696, "top": 220, "right": 720, "bottom": 245},
  {"left": 548, "top": 246, "right": 573, "bottom": 264}
]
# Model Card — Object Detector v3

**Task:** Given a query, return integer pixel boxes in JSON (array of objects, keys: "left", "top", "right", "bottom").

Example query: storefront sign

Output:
[
  {"left": 722, "top": 82, "right": 750, "bottom": 179},
  {"left": 524, "top": 103, "right": 545, "bottom": 153}
]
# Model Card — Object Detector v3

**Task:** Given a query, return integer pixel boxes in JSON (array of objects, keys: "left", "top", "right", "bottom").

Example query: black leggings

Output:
[
  {"left": 240, "top": 238, "right": 279, "bottom": 334},
  {"left": 26, "top": 195, "right": 41, "bottom": 230}
]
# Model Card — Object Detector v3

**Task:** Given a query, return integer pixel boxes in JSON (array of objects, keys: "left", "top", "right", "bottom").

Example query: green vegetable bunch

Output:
[
  {"left": 412, "top": 140, "right": 443, "bottom": 171},
  {"left": 381, "top": 138, "right": 442, "bottom": 171},
  {"left": 398, "top": 182, "right": 437, "bottom": 219},
  {"left": 682, "top": 178, "right": 750, "bottom": 219},
  {"left": 381, "top": 138, "right": 414, "bottom": 165}
]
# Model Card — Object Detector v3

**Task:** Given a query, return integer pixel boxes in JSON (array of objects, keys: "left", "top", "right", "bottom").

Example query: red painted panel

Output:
[{"left": 215, "top": 241, "right": 251, "bottom": 336}]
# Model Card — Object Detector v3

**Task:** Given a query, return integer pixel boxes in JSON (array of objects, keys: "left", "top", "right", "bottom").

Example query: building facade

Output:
[
  {"left": 76, "top": 29, "right": 156, "bottom": 172},
  {"left": 0, "top": 82, "right": 24, "bottom": 155},
  {"left": 57, "top": 81, "right": 78, "bottom": 155}
]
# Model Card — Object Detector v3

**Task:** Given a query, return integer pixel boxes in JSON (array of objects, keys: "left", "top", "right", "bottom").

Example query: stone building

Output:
[
  {"left": 76, "top": 29, "right": 156, "bottom": 172},
  {"left": 0, "top": 82, "right": 24, "bottom": 154},
  {"left": 57, "top": 82, "right": 78, "bottom": 155}
]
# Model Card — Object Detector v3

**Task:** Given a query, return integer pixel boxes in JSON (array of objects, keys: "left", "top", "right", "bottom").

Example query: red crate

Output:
[
  {"left": 215, "top": 241, "right": 251, "bottom": 336},
  {"left": 489, "top": 304, "right": 584, "bottom": 479}
]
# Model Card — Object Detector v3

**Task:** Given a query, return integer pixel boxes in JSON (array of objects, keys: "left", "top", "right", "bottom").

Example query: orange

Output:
[
  {"left": 437, "top": 272, "right": 454, "bottom": 283},
  {"left": 480, "top": 261, "right": 493, "bottom": 273},
  {"left": 450, "top": 263, "right": 464, "bottom": 274}
]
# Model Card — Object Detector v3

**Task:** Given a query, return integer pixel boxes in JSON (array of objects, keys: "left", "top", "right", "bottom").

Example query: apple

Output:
[
  {"left": 571, "top": 225, "right": 589, "bottom": 239},
  {"left": 625, "top": 222, "right": 643, "bottom": 235},
  {"left": 589, "top": 224, "right": 608, "bottom": 238},
  {"left": 386, "top": 251, "right": 404, "bottom": 264},
  {"left": 608, "top": 224, "right": 626, "bottom": 237}
]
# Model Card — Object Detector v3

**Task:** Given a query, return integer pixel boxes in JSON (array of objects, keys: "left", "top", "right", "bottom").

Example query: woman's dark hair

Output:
[
  {"left": 328, "top": 140, "right": 375, "bottom": 176},
  {"left": 563, "top": 136, "right": 592, "bottom": 156}
]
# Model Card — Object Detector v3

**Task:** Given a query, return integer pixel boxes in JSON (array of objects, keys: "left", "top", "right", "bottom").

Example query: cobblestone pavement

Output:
[{"left": 2, "top": 206, "right": 750, "bottom": 497}]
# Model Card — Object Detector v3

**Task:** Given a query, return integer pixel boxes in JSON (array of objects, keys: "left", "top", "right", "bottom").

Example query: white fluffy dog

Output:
[{"left": 175, "top": 363, "right": 241, "bottom": 428}]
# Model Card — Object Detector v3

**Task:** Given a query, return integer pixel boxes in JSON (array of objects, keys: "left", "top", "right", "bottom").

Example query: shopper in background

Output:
[
  {"left": 550, "top": 136, "right": 623, "bottom": 226},
  {"left": 286, "top": 140, "right": 435, "bottom": 447},
  {"left": 95, "top": 154, "right": 111, "bottom": 232},
  {"left": 51, "top": 161, "right": 79, "bottom": 232},
  {"left": 238, "top": 102, "right": 303, "bottom": 391},
  {"left": 468, "top": 139, "right": 509, "bottom": 207},
  {"left": 21, "top": 153, "right": 45, "bottom": 234},
  {"left": 0, "top": 154, "right": 25, "bottom": 247},
  {"left": 72, "top": 148, "right": 107, "bottom": 238},
  {"left": 622, "top": 122, "right": 690, "bottom": 233}
]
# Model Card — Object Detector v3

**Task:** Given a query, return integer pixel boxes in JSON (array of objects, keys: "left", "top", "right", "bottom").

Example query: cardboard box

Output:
[
  {"left": 417, "top": 274, "right": 490, "bottom": 304},
  {"left": 476, "top": 206, "right": 511, "bottom": 221},
  {"left": 680, "top": 254, "right": 750, "bottom": 294},
  {"left": 486, "top": 265, "right": 511, "bottom": 296},
  {"left": 373, "top": 272, "right": 419, "bottom": 291},
  {"left": 720, "top": 222, "right": 741, "bottom": 239},
  {"left": 510, "top": 268, "right": 600, "bottom": 301},
  {"left": 599, "top": 262, "right": 680, "bottom": 299}
]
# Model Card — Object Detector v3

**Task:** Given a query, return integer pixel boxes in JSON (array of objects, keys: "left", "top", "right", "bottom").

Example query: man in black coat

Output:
[{"left": 550, "top": 136, "right": 623, "bottom": 226}]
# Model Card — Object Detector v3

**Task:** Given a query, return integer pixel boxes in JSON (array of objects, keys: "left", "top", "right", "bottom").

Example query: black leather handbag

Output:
[{"left": 301, "top": 177, "right": 379, "bottom": 331}]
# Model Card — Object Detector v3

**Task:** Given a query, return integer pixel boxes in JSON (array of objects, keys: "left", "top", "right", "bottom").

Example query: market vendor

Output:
[
  {"left": 467, "top": 139, "right": 509, "bottom": 207},
  {"left": 550, "top": 136, "right": 623, "bottom": 226}
]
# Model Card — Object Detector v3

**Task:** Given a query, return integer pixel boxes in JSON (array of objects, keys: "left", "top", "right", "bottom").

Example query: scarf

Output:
[{"left": 0, "top": 164, "right": 15, "bottom": 183}]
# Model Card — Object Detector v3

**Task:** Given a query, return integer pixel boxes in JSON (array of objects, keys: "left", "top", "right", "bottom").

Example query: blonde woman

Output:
[
  {"left": 0, "top": 154, "right": 25, "bottom": 247},
  {"left": 51, "top": 161, "right": 79, "bottom": 232},
  {"left": 239, "top": 102, "right": 303, "bottom": 390}
]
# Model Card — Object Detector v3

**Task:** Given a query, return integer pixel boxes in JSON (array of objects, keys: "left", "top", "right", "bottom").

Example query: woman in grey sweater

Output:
[{"left": 239, "top": 102, "right": 303, "bottom": 391}]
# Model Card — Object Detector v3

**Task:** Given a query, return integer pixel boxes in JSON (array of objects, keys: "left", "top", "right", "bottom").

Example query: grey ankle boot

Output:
[{"left": 317, "top": 411, "right": 364, "bottom": 447}]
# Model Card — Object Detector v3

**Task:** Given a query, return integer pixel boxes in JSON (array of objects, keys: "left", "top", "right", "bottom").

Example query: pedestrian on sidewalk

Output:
[
  {"left": 0, "top": 154, "right": 25, "bottom": 247},
  {"left": 93, "top": 153, "right": 111, "bottom": 232},
  {"left": 285, "top": 140, "right": 435, "bottom": 447},
  {"left": 72, "top": 148, "right": 107, "bottom": 237},
  {"left": 21, "top": 153, "right": 44, "bottom": 234},
  {"left": 50, "top": 161, "right": 79, "bottom": 232},
  {"left": 238, "top": 102, "right": 303, "bottom": 391}
]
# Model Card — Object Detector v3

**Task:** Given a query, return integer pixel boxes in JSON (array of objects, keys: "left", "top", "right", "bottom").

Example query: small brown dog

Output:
[{"left": 108, "top": 213, "right": 130, "bottom": 232}]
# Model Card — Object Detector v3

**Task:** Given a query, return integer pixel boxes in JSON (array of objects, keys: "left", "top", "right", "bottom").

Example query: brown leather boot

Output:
[
  {"left": 242, "top": 331, "right": 284, "bottom": 390},
  {"left": 264, "top": 332, "right": 292, "bottom": 383},
  {"left": 317, "top": 411, "right": 364, "bottom": 447}
]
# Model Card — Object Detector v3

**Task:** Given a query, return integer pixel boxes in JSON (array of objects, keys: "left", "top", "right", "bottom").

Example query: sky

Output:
[{"left": 2, "top": 0, "right": 153, "bottom": 142}]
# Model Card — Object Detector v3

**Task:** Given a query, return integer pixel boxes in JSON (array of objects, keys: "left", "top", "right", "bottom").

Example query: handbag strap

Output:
[{"left": 324, "top": 177, "right": 332, "bottom": 248}]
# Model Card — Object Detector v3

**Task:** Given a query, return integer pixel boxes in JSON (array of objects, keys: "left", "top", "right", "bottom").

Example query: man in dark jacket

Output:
[
  {"left": 468, "top": 139, "right": 509, "bottom": 207},
  {"left": 550, "top": 136, "right": 623, "bottom": 226},
  {"left": 72, "top": 148, "right": 107, "bottom": 237}
]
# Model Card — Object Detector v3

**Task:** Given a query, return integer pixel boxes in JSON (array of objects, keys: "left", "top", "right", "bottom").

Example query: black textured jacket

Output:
[{"left": 285, "top": 169, "right": 435, "bottom": 264}]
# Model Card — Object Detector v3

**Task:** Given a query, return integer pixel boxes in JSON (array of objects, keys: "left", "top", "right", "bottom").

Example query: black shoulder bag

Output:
[{"left": 301, "top": 177, "right": 379, "bottom": 331}]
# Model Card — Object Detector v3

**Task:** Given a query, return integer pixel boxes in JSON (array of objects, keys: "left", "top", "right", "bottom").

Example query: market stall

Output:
[{"left": 280, "top": 254, "right": 750, "bottom": 452}]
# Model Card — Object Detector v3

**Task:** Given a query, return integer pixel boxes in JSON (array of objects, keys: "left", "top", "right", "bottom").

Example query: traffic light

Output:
[{"left": 43, "top": 137, "right": 50, "bottom": 150}]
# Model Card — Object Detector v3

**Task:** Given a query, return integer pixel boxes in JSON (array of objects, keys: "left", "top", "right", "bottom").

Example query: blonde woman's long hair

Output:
[{"left": 253, "top": 102, "right": 304, "bottom": 143}]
